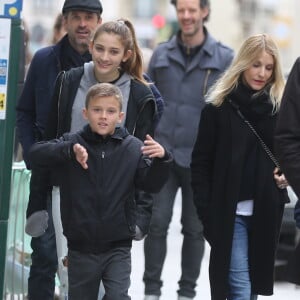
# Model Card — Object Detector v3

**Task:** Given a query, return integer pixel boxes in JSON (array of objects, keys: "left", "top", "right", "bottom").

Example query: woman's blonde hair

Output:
[{"left": 206, "top": 34, "right": 285, "bottom": 111}]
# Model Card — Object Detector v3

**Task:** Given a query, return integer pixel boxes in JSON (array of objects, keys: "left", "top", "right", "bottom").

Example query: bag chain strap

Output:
[{"left": 228, "top": 99, "right": 281, "bottom": 169}]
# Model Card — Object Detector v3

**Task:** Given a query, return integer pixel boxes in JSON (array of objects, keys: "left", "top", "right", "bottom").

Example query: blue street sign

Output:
[
  {"left": 0, "top": 59, "right": 8, "bottom": 85},
  {"left": 0, "top": 0, "right": 23, "bottom": 19}
]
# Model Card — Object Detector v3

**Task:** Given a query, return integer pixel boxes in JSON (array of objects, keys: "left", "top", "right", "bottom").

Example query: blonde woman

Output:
[{"left": 191, "top": 34, "right": 288, "bottom": 300}]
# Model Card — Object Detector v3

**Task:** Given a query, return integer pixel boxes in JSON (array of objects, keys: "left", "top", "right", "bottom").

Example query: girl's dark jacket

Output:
[
  {"left": 29, "top": 126, "right": 172, "bottom": 254},
  {"left": 191, "top": 100, "right": 288, "bottom": 300},
  {"left": 44, "top": 66, "right": 156, "bottom": 141}
]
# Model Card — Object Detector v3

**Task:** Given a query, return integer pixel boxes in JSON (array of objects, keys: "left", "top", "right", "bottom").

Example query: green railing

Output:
[
  {"left": 4, "top": 162, "right": 31, "bottom": 298},
  {"left": 4, "top": 162, "right": 68, "bottom": 299}
]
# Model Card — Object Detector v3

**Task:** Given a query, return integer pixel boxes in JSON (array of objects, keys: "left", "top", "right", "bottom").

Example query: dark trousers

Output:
[
  {"left": 28, "top": 194, "right": 58, "bottom": 299},
  {"left": 26, "top": 168, "right": 50, "bottom": 217},
  {"left": 68, "top": 247, "right": 131, "bottom": 300},
  {"left": 286, "top": 238, "right": 300, "bottom": 285},
  {"left": 143, "top": 162, "right": 205, "bottom": 298}
]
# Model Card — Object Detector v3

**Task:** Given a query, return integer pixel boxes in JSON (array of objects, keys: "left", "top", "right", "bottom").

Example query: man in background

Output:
[{"left": 143, "top": 0, "right": 233, "bottom": 299}]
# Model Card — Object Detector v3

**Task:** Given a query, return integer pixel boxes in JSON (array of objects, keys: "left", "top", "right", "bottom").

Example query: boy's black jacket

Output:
[{"left": 29, "top": 126, "right": 171, "bottom": 253}]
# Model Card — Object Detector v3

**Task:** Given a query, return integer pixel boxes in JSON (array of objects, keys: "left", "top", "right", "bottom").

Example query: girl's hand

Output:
[
  {"left": 273, "top": 167, "right": 288, "bottom": 189},
  {"left": 141, "top": 134, "right": 165, "bottom": 158},
  {"left": 73, "top": 143, "right": 88, "bottom": 169}
]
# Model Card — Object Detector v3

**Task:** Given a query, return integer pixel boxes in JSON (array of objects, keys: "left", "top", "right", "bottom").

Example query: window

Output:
[
  {"left": 133, "top": 0, "right": 156, "bottom": 18},
  {"left": 32, "top": 0, "right": 56, "bottom": 14}
]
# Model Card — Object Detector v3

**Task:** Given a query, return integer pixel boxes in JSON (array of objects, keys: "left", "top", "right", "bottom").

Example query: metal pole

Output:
[{"left": 0, "top": 5, "right": 23, "bottom": 297}]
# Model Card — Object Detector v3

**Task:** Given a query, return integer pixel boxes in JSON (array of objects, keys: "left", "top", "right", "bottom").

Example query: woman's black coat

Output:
[{"left": 191, "top": 101, "right": 287, "bottom": 300}]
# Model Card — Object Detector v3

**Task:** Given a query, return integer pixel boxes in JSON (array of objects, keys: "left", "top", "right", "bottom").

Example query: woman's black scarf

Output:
[{"left": 228, "top": 81, "right": 274, "bottom": 121}]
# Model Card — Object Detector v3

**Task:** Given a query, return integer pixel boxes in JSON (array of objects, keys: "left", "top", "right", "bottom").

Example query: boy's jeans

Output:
[{"left": 228, "top": 215, "right": 258, "bottom": 300}]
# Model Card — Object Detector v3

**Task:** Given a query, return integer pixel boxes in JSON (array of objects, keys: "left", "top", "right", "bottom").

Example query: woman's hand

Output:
[{"left": 273, "top": 167, "right": 289, "bottom": 189}]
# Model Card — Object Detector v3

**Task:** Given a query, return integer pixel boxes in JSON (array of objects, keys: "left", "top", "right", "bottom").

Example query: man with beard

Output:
[{"left": 143, "top": 1, "right": 233, "bottom": 299}]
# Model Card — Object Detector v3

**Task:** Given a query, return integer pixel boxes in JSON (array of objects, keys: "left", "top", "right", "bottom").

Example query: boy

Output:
[{"left": 28, "top": 83, "right": 171, "bottom": 300}]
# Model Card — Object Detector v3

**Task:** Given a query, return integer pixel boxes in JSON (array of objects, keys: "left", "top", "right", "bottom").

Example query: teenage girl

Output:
[{"left": 44, "top": 18, "right": 158, "bottom": 142}]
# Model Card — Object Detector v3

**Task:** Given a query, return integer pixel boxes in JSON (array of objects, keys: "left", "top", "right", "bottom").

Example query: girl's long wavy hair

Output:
[
  {"left": 206, "top": 34, "right": 285, "bottom": 112},
  {"left": 91, "top": 18, "right": 147, "bottom": 84}
]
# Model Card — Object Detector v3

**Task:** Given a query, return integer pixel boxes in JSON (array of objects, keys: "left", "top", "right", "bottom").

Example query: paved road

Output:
[{"left": 129, "top": 192, "right": 300, "bottom": 299}]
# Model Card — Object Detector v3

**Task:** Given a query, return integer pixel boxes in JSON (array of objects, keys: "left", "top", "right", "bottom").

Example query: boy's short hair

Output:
[{"left": 85, "top": 83, "right": 123, "bottom": 110}]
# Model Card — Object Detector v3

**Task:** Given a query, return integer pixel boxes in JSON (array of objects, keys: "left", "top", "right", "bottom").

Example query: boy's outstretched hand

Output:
[
  {"left": 141, "top": 134, "right": 165, "bottom": 158},
  {"left": 73, "top": 143, "right": 88, "bottom": 169}
]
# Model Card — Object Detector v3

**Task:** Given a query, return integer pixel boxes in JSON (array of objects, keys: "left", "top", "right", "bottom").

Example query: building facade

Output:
[{"left": 22, "top": 0, "right": 300, "bottom": 73}]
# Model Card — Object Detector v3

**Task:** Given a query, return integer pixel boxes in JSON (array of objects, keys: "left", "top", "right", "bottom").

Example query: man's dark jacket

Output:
[
  {"left": 275, "top": 57, "right": 300, "bottom": 286},
  {"left": 275, "top": 57, "right": 300, "bottom": 198},
  {"left": 16, "top": 35, "right": 90, "bottom": 167}
]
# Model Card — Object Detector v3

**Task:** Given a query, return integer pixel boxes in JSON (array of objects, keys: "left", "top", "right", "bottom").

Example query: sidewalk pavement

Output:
[{"left": 129, "top": 191, "right": 300, "bottom": 299}]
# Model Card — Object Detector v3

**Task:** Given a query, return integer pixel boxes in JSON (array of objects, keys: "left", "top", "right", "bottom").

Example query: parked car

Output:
[{"left": 275, "top": 187, "right": 298, "bottom": 281}]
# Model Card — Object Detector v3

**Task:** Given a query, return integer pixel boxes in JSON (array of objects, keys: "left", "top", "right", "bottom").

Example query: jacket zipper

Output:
[
  {"left": 132, "top": 100, "right": 149, "bottom": 136},
  {"left": 56, "top": 71, "right": 66, "bottom": 138},
  {"left": 203, "top": 69, "right": 211, "bottom": 97},
  {"left": 100, "top": 150, "right": 105, "bottom": 194}
]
